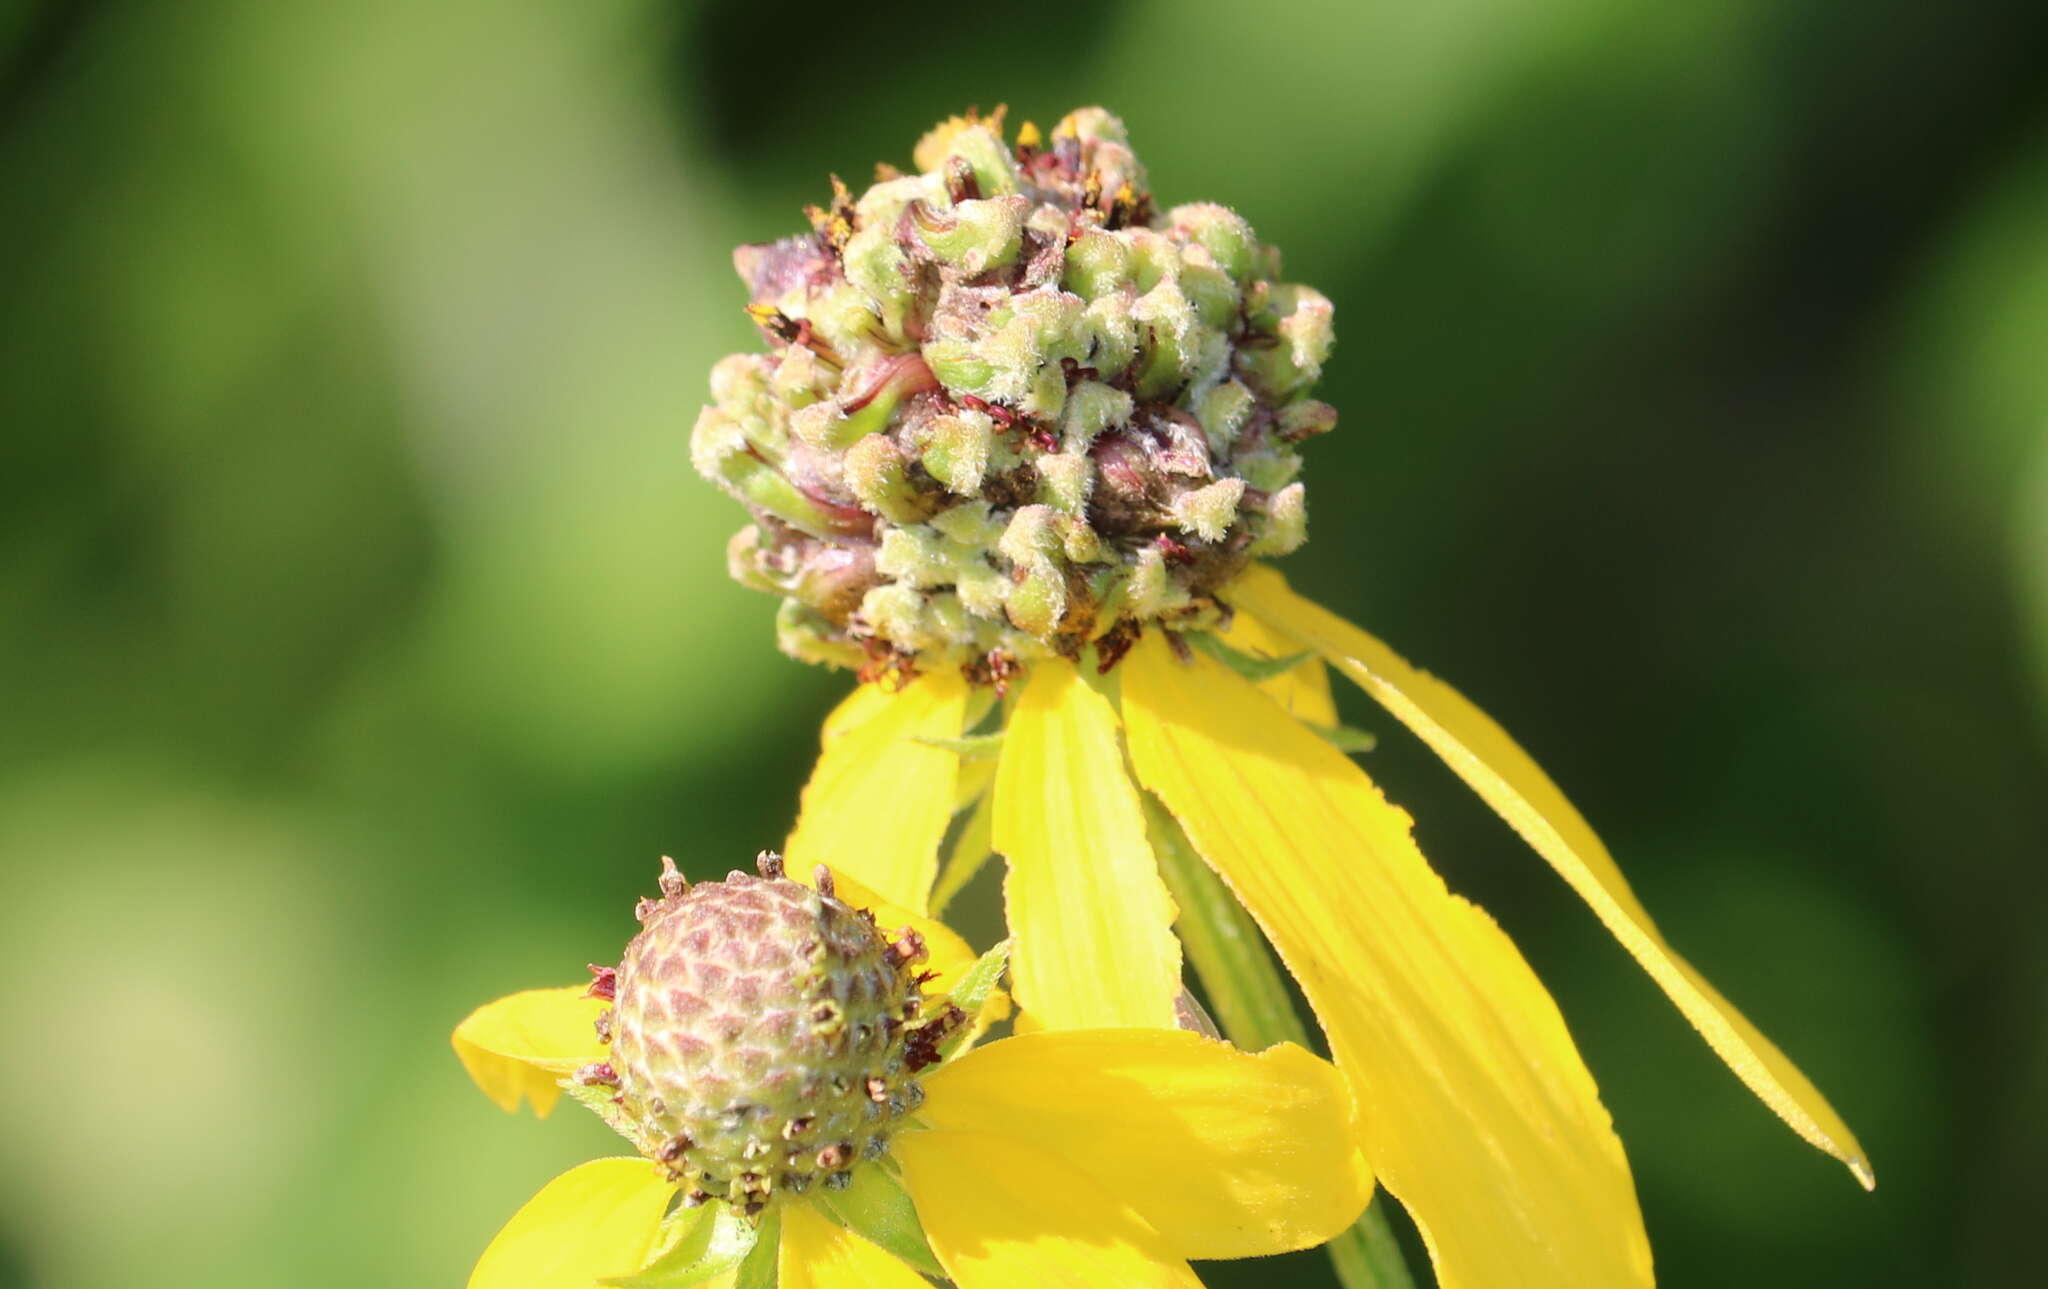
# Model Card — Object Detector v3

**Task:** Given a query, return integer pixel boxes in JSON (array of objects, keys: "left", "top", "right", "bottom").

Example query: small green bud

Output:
[
  {"left": 954, "top": 556, "right": 1008, "bottom": 620},
  {"left": 1127, "top": 544, "right": 1188, "bottom": 619},
  {"left": 1132, "top": 279, "right": 1198, "bottom": 399},
  {"left": 771, "top": 347, "right": 828, "bottom": 408},
  {"left": 845, "top": 435, "right": 931, "bottom": 525},
  {"left": 1249, "top": 481, "right": 1308, "bottom": 556},
  {"left": 1195, "top": 380, "right": 1256, "bottom": 454},
  {"left": 1277, "top": 399, "right": 1339, "bottom": 441},
  {"left": 929, "top": 498, "right": 1003, "bottom": 547},
  {"left": 861, "top": 583, "right": 934, "bottom": 652},
  {"left": 790, "top": 400, "right": 853, "bottom": 453},
  {"left": 1058, "top": 513, "right": 1103, "bottom": 564},
  {"left": 1037, "top": 451, "right": 1094, "bottom": 515},
  {"left": 997, "top": 504, "right": 1061, "bottom": 566},
  {"left": 1234, "top": 448, "right": 1304, "bottom": 493},
  {"left": 912, "top": 195, "right": 1027, "bottom": 273},
  {"left": 1060, "top": 381, "right": 1133, "bottom": 451},
  {"left": 1171, "top": 477, "right": 1246, "bottom": 542},
  {"left": 913, "top": 118, "right": 1020, "bottom": 197},
  {"left": 777, "top": 599, "right": 867, "bottom": 668},
  {"left": 1063, "top": 228, "right": 1131, "bottom": 300},
  {"left": 1179, "top": 263, "right": 1239, "bottom": 330},
  {"left": 842, "top": 221, "right": 914, "bottom": 337},
  {"left": 1241, "top": 284, "right": 1335, "bottom": 399},
  {"left": 1081, "top": 296, "right": 1139, "bottom": 377},
  {"left": 913, "top": 411, "right": 994, "bottom": 496},
  {"left": 1167, "top": 203, "right": 1258, "bottom": 281},
  {"left": 1005, "top": 560, "right": 1068, "bottom": 637},
  {"left": 875, "top": 525, "right": 952, "bottom": 588},
  {"left": 922, "top": 340, "right": 995, "bottom": 396}
]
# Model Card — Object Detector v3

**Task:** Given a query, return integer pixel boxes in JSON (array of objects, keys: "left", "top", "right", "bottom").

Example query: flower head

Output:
[
  {"left": 692, "top": 106, "right": 1331, "bottom": 681},
  {"left": 452, "top": 853, "right": 1369, "bottom": 1289},
  {"left": 701, "top": 109, "right": 1879, "bottom": 1289}
]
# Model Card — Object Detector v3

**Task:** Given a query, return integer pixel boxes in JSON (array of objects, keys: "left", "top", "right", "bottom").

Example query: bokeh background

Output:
[{"left": 3, "top": 1, "right": 2045, "bottom": 1286}]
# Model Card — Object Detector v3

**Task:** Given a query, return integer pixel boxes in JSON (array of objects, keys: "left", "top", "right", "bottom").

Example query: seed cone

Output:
[
  {"left": 693, "top": 106, "right": 1336, "bottom": 682},
  {"left": 595, "top": 854, "right": 940, "bottom": 1214}
]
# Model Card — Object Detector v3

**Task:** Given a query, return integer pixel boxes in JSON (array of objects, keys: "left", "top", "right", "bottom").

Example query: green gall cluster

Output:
[
  {"left": 590, "top": 854, "right": 955, "bottom": 1216},
  {"left": 691, "top": 107, "right": 1336, "bottom": 683}
]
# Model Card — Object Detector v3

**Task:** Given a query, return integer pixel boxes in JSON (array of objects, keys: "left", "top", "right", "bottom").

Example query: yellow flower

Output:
[
  {"left": 681, "top": 105, "right": 1873, "bottom": 1286},
  {"left": 785, "top": 564, "right": 1874, "bottom": 1289},
  {"left": 451, "top": 856, "right": 1369, "bottom": 1289}
]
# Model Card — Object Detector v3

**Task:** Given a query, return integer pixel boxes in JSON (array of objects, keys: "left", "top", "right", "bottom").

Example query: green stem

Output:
[{"left": 1143, "top": 797, "right": 1419, "bottom": 1289}]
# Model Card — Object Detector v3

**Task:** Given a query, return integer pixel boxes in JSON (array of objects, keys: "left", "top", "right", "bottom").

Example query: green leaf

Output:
[
  {"left": 945, "top": 936, "right": 1009, "bottom": 1012},
  {"left": 1309, "top": 722, "right": 1378, "bottom": 754},
  {"left": 813, "top": 1164, "right": 945, "bottom": 1279},
  {"left": 564, "top": 1079, "right": 651, "bottom": 1152},
  {"left": 733, "top": 1211, "right": 780, "bottom": 1289},
  {"left": 910, "top": 732, "right": 1005, "bottom": 758},
  {"left": 603, "top": 1202, "right": 758, "bottom": 1288},
  {"left": 1188, "top": 631, "right": 1316, "bottom": 684},
  {"left": 931, "top": 788, "right": 997, "bottom": 914}
]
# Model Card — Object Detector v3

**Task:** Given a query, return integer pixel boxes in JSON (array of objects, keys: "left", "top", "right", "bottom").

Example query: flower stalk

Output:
[{"left": 1147, "top": 796, "right": 1417, "bottom": 1289}]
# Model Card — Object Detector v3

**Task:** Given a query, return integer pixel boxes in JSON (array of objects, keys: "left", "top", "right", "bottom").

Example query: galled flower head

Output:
[
  {"left": 692, "top": 106, "right": 1332, "bottom": 680},
  {"left": 452, "top": 853, "right": 1370, "bottom": 1289}
]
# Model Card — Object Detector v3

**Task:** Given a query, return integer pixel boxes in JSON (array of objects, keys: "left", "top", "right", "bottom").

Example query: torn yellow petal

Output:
[
  {"left": 451, "top": 986, "right": 608, "bottom": 1116},
  {"left": 786, "top": 673, "right": 970, "bottom": 915},
  {"left": 1124, "top": 635, "right": 1652, "bottom": 1289},
  {"left": 468, "top": 1158, "right": 674, "bottom": 1289},
  {"left": 778, "top": 1201, "right": 929, "bottom": 1289},
  {"left": 919, "top": 1029, "right": 1370, "bottom": 1258},
  {"left": 1233, "top": 563, "right": 1873, "bottom": 1187},
  {"left": 993, "top": 659, "right": 1180, "bottom": 1030},
  {"left": 1218, "top": 603, "right": 1338, "bottom": 727},
  {"left": 895, "top": 1128, "right": 1202, "bottom": 1289}
]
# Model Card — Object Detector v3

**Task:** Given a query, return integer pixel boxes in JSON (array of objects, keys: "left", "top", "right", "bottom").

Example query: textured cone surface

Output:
[
  {"left": 606, "top": 865, "right": 927, "bottom": 1210},
  {"left": 693, "top": 106, "right": 1336, "bottom": 681}
]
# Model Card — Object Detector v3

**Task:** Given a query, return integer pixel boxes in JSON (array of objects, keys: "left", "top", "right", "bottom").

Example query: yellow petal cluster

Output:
[
  {"left": 788, "top": 563, "right": 1871, "bottom": 1287},
  {"left": 452, "top": 884, "right": 1365, "bottom": 1289}
]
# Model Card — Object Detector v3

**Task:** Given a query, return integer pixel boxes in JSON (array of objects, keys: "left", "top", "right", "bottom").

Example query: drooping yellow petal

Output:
[
  {"left": 452, "top": 986, "right": 608, "bottom": 1115},
  {"left": 1124, "top": 635, "right": 1653, "bottom": 1289},
  {"left": 992, "top": 659, "right": 1180, "bottom": 1030},
  {"left": 786, "top": 673, "right": 970, "bottom": 915},
  {"left": 1233, "top": 563, "right": 1874, "bottom": 1187},
  {"left": 1218, "top": 603, "right": 1339, "bottom": 727},
  {"left": 895, "top": 1129, "right": 1203, "bottom": 1289},
  {"left": 918, "top": 1029, "right": 1370, "bottom": 1258},
  {"left": 468, "top": 1158, "right": 674, "bottom": 1289},
  {"left": 778, "top": 1201, "right": 929, "bottom": 1289}
]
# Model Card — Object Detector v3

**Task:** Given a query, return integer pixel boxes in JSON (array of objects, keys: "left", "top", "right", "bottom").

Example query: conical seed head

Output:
[
  {"left": 694, "top": 106, "right": 1339, "bottom": 683},
  {"left": 605, "top": 858, "right": 930, "bottom": 1212}
]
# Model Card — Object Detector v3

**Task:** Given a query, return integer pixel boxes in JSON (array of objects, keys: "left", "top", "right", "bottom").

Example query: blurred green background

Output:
[{"left": 3, "top": 0, "right": 2044, "bottom": 1286}]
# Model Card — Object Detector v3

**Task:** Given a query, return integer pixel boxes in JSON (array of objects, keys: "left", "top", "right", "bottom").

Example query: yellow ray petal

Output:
[
  {"left": 895, "top": 1129, "right": 1203, "bottom": 1289},
  {"left": 1233, "top": 563, "right": 1873, "bottom": 1187},
  {"left": 468, "top": 1158, "right": 674, "bottom": 1289},
  {"left": 452, "top": 986, "right": 608, "bottom": 1116},
  {"left": 918, "top": 1029, "right": 1370, "bottom": 1258},
  {"left": 786, "top": 673, "right": 970, "bottom": 915},
  {"left": 992, "top": 659, "right": 1180, "bottom": 1030},
  {"left": 1218, "top": 604, "right": 1339, "bottom": 727},
  {"left": 1124, "top": 634, "right": 1653, "bottom": 1289},
  {"left": 778, "top": 1201, "right": 929, "bottom": 1289}
]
